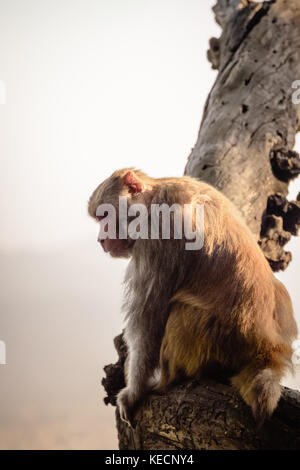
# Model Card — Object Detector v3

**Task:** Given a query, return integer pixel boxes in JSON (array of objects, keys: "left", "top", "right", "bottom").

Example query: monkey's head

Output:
[{"left": 88, "top": 168, "right": 153, "bottom": 258}]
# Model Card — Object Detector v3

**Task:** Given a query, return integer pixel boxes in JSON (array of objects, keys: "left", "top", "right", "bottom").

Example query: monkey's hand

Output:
[{"left": 116, "top": 387, "right": 140, "bottom": 428}]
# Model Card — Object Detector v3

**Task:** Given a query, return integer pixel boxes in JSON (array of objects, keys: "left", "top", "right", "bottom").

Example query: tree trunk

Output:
[
  {"left": 103, "top": 0, "right": 300, "bottom": 450},
  {"left": 185, "top": 0, "right": 300, "bottom": 271}
]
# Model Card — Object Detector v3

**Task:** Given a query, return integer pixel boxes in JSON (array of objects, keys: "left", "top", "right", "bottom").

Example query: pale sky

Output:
[{"left": 0, "top": 0, "right": 299, "bottom": 449}]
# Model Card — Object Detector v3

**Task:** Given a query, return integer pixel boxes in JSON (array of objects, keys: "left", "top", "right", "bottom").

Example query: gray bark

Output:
[{"left": 103, "top": 0, "right": 300, "bottom": 450}]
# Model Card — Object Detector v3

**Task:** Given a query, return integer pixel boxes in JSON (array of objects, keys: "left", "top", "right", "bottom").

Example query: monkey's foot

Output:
[{"left": 117, "top": 387, "right": 139, "bottom": 428}]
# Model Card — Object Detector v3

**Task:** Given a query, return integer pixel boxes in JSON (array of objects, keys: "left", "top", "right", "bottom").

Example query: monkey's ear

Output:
[{"left": 123, "top": 171, "right": 144, "bottom": 194}]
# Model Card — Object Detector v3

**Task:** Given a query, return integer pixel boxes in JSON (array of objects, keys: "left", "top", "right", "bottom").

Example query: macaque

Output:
[{"left": 88, "top": 168, "right": 298, "bottom": 427}]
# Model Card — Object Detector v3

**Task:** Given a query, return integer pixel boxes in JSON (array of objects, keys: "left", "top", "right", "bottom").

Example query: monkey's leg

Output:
[
  {"left": 117, "top": 329, "right": 159, "bottom": 426},
  {"left": 157, "top": 301, "right": 209, "bottom": 392}
]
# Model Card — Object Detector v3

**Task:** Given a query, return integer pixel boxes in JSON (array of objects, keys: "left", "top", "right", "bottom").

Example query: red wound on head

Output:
[{"left": 123, "top": 171, "right": 143, "bottom": 194}]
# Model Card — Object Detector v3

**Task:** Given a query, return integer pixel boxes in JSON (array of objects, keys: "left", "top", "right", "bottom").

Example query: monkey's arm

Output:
[
  {"left": 117, "top": 216, "right": 205, "bottom": 426},
  {"left": 117, "top": 325, "right": 160, "bottom": 426},
  {"left": 117, "top": 249, "right": 179, "bottom": 426}
]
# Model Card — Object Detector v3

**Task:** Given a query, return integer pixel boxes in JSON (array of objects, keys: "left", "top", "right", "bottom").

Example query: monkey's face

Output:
[
  {"left": 88, "top": 169, "right": 150, "bottom": 258},
  {"left": 98, "top": 234, "right": 134, "bottom": 258},
  {"left": 96, "top": 208, "right": 135, "bottom": 258}
]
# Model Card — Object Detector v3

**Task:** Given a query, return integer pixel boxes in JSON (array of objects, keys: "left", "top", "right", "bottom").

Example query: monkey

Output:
[{"left": 88, "top": 168, "right": 298, "bottom": 428}]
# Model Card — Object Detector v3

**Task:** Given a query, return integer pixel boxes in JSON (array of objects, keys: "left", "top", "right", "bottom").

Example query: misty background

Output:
[{"left": 0, "top": 0, "right": 299, "bottom": 449}]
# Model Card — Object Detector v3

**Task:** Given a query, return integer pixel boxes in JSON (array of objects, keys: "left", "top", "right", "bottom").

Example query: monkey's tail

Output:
[
  {"left": 232, "top": 278, "right": 298, "bottom": 427},
  {"left": 231, "top": 363, "right": 282, "bottom": 428}
]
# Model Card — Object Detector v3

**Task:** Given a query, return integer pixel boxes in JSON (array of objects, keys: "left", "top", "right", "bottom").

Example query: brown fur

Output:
[{"left": 88, "top": 168, "right": 298, "bottom": 426}]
